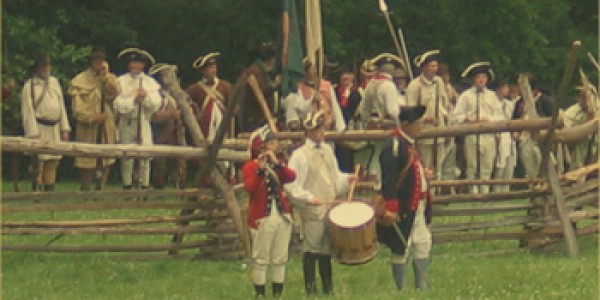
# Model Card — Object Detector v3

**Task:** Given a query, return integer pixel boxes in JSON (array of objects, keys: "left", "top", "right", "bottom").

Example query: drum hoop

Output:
[
  {"left": 327, "top": 200, "right": 375, "bottom": 229},
  {"left": 327, "top": 214, "right": 375, "bottom": 229}
]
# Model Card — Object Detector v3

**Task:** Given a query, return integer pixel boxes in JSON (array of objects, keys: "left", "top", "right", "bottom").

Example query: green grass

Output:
[{"left": 2, "top": 181, "right": 598, "bottom": 299}]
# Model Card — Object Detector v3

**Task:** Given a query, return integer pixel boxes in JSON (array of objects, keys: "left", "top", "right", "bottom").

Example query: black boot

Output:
[
  {"left": 272, "top": 282, "right": 284, "bottom": 298},
  {"left": 253, "top": 285, "right": 265, "bottom": 298},
  {"left": 303, "top": 252, "right": 318, "bottom": 294},
  {"left": 43, "top": 184, "right": 55, "bottom": 192},
  {"left": 392, "top": 263, "right": 406, "bottom": 290},
  {"left": 318, "top": 254, "right": 333, "bottom": 295},
  {"left": 413, "top": 258, "right": 429, "bottom": 290}
]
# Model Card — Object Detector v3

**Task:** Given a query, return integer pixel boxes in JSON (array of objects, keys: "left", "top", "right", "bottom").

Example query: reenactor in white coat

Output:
[
  {"left": 113, "top": 48, "right": 162, "bottom": 189},
  {"left": 405, "top": 50, "right": 449, "bottom": 180},
  {"left": 21, "top": 55, "right": 71, "bottom": 191},
  {"left": 451, "top": 62, "right": 502, "bottom": 194}
]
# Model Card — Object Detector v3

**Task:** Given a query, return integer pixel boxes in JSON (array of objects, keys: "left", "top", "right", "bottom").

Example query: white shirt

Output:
[
  {"left": 282, "top": 82, "right": 346, "bottom": 132},
  {"left": 21, "top": 76, "right": 70, "bottom": 138},
  {"left": 497, "top": 96, "right": 517, "bottom": 161},
  {"left": 361, "top": 73, "right": 403, "bottom": 124},
  {"left": 113, "top": 73, "right": 162, "bottom": 145},
  {"left": 451, "top": 86, "right": 502, "bottom": 125},
  {"left": 284, "top": 138, "right": 350, "bottom": 204},
  {"left": 113, "top": 73, "right": 162, "bottom": 116},
  {"left": 405, "top": 75, "right": 449, "bottom": 120}
]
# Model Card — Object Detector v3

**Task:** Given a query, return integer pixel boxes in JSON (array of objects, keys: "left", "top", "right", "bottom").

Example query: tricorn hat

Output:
[
  {"left": 303, "top": 110, "right": 326, "bottom": 130},
  {"left": 461, "top": 61, "right": 494, "bottom": 81},
  {"left": 193, "top": 52, "right": 220, "bottom": 69},
  {"left": 414, "top": 49, "right": 440, "bottom": 68},
  {"left": 399, "top": 105, "right": 426, "bottom": 124},
  {"left": 117, "top": 47, "right": 156, "bottom": 65},
  {"left": 148, "top": 63, "right": 177, "bottom": 76},
  {"left": 372, "top": 53, "right": 406, "bottom": 76},
  {"left": 249, "top": 125, "right": 276, "bottom": 158},
  {"left": 360, "top": 59, "right": 376, "bottom": 76}
]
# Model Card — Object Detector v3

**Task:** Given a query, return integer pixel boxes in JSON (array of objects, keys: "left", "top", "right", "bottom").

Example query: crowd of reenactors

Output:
[
  {"left": 9, "top": 44, "right": 598, "bottom": 297},
  {"left": 13, "top": 45, "right": 598, "bottom": 192}
]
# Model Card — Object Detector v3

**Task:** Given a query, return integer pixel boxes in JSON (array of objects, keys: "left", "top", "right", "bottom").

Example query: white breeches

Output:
[
  {"left": 392, "top": 200, "right": 432, "bottom": 264},
  {"left": 251, "top": 212, "right": 292, "bottom": 284}
]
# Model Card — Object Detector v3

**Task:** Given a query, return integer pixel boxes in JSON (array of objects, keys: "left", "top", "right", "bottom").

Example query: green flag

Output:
[{"left": 279, "top": 0, "right": 304, "bottom": 98}]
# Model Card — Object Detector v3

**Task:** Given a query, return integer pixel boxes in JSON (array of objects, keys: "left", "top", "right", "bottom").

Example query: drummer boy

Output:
[
  {"left": 284, "top": 110, "right": 357, "bottom": 295},
  {"left": 375, "top": 105, "right": 434, "bottom": 291}
]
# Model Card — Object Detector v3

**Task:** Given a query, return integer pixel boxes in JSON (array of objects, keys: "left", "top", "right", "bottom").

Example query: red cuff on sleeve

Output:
[{"left": 385, "top": 200, "right": 399, "bottom": 213}]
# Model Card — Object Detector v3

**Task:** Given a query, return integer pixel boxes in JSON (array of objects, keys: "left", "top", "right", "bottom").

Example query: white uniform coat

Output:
[
  {"left": 21, "top": 76, "right": 71, "bottom": 161},
  {"left": 113, "top": 73, "right": 162, "bottom": 145}
]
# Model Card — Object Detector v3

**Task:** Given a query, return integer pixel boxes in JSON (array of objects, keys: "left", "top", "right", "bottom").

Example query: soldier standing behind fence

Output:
[
  {"left": 563, "top": 85, "right": 599, "bottom": 170},
  {"left": 69, "top": 47, "right": 120, "bottom": 190},
  {"left": 511, "top": 77, "right": 554, "bottom": 180},
  {"left": 406, "top": 50, "right": 449, "bottom": 182},
  {"left": 113, "top": 48, "right": 162, "bottom": 190},
  {"left": 236, "top": 42, "right": 281, "bottom": 133},
  {"left": 21, "top": 54, "right": 71, "bottom": 191},
  {"left": 148, "top": 63, "right": 186, "bottom": 189},
  {"left": 452, "top": 62, "right": 502, "bottom": 194}
]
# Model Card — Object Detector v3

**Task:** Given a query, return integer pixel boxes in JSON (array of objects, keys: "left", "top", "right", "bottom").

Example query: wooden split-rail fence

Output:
[{"left": 1, "top": 116, "right": 598, "bottom": 260}]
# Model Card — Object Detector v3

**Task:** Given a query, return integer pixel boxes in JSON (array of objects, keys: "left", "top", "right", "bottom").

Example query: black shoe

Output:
[
  {"left": 303, "top": 252, "right": 318, "bottom": 294},
  {"left": 272, "top": 282, "right": 284, "bottom": 298},
  {"left": 254, "top": 284, "right": 266, "bottom": 298},
  {"left": 318, "top": 255, "right": 333, "bottom": 295}
]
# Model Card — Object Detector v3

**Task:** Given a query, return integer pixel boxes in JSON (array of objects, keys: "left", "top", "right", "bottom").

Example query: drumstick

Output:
[{"left": 346, "top": 165, "right": 361, "bottom": 202}]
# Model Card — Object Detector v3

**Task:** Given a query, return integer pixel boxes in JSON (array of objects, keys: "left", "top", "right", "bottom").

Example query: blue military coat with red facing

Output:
[{"left": 376, "top": 128, "right": 432, "bottom": 256}]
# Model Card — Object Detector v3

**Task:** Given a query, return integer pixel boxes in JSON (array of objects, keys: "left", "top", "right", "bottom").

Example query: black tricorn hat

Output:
[
  {"left": 372, "top": 53, "right": 404, "bottom": 69},
  {"left": 193, "top": 52, "right": 220, "bottom": 69},
  {"left": 461, "top": 61, "right": 494, "bottom": 81},
  {"left": 117, "top": 47, "right": 156, "bottom": 65},
  {"left": 414, "top": 49, "right": 440, "bottom": 68},
  {"left": 399, "top": 105, "right": 426, "bottom": 124}
]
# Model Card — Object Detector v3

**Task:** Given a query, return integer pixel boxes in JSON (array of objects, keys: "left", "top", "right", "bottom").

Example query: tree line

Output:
[{"left": 1, "top": 0, "right": 597, "bottom": 177}]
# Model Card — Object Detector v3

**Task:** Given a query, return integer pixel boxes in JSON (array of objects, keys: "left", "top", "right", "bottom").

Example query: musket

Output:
[
  {"left": 587, "top": 52, "right": 600, "bottom": 73},
  {"left": 397, "top": 27, "right": 413, "bottom": 80},
  {"left": 135, "top": 77, "right": 144, "bottom": 189},
  {"left": 29, "top": 76, "right": 41, "bottom": 191},
  {"left": 94, "top": 74, "right": 106, "bottom": 190},
  {"left": 379, "top": 0, "right": 405, "bottom": 67},
  {"left": 378, "top": 1, "right": 413, "bottom": 80},
  {"left": 476, "top": 89, "right": 481, "bottom": 190},
  {"left": 433, "top": 81, "right": 439, "bottom": 176},
  {"left": 137, "top": 77, "right": 143, "bottom": 144}
]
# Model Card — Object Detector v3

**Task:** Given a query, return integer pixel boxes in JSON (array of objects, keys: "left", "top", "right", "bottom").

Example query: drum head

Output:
[{"left": 328, "top": 202, "right": 374, "bottom": 229}]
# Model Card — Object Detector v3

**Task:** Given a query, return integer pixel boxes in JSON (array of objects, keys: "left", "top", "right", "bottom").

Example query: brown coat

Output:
[
  {"left": 185, "top": 78, "right": 232, "bottom": 138},
  {"left": 151, "top": 90, "right": 184, "bottom": 146},
  {"left": 237, "top": 62, "right": 276, "bottom": 132},
  {"left": 69, "top": 68, "right": 120, "bottom": 169}
]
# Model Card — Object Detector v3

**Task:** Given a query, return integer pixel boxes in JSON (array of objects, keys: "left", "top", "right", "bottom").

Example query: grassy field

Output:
[{"left": 2, "top": 181, "right": 598, "bottom": 299}]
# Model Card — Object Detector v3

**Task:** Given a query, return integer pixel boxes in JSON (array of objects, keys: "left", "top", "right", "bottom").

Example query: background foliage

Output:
[{"left": 1, "top": 0, "right": 598, "bottom": 177}]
